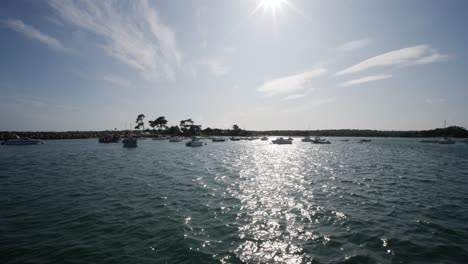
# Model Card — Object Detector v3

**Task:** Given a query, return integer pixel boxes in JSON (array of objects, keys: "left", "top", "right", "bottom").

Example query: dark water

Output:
[{"left": 1, "top": 138, "right": 468, "bottom": 264}]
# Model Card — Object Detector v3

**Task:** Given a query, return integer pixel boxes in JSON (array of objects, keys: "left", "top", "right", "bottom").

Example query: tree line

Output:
[{"left": 132, "top": 114, "right": 468, "bottom": 138}]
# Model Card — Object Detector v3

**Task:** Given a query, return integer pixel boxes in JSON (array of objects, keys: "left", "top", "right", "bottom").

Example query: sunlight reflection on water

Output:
[{"left": 227, "top": 143, "right": 341, "bottom": 263}]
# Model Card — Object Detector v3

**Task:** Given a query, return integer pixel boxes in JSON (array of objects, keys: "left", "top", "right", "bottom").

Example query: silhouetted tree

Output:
[{"left": 135, "top": 114, "right": 145, "bottom": 130}]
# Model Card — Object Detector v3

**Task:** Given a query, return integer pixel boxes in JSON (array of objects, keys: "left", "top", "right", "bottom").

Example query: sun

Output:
[
  {"left": 258, "top": 0, "right": 287, "bottom": 12},
  {"left": 251, "top": 0, "right": 290, "bottom": 17}
]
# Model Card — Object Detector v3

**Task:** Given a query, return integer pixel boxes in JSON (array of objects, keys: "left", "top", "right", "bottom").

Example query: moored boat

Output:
[
  {"left": 2, "top": 137, "right": 44, "bottom": 145},
  {"left": 261, "top": 136, "right": 268, "bottom": 141},
  {"left": 301, "top": 136, "right": 313, "bottom": 142},
  {"left": 186, "top": 136, "right": 204, "bottom": 147},
  {"left": 98, "top": 134, "right": 120, "bottom": 143},
  {"left": 311, "top": 136, "right": 331, "bottom": 144},
  {"left": 212, "top": 138, "right": 226, "bottom": 142},
  {"left": 271, "top": 137, "right": 293, "bottom": 144},
  {"left": 169, "top": 137, "right": 183, "bottom": 142}
]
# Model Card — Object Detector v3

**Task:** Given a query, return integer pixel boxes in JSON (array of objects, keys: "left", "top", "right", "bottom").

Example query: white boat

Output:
[
  {"left": 271, "top": 137, "right": 292, "bottom": 144},
  {"left": 186, "top": 136, "right": 204, "bottom": 147},
  {"left": 438, "top": 138, "right": 455, "bottom": 144},
  {"left": 311, "top": 136, "right": 331, "bottom": 144},
  {"left": 2, "top": 137, "right": 44, "bottom": 145},
  {"left": 261, "top": 136, "right": 268, "bottom": 141},
  {"left": 439, "top": 120, "right": 455, "bottom": 144},
  {"left": 212, "top": 138, "right": 226, "bottom": 142},
  {"left": 169, "top": 137, "right": 183, "bottom": 142}
]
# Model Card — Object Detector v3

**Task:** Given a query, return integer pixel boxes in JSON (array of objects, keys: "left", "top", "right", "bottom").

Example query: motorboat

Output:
[
  {"left": 122, "top": 130, "right": 137, "bottom": 148},
  {"left": 271, "top": 137, "right": 293, "bottom": 144},
  {"left": 261, "top": 136, "right": 268, "bottom": 141},
  {"left": 186, "top": 136, "right": 204, "bottom": 147},
  {"left": 358, "top": 139, "right": 372, "bottom": 143},
  {"left": 230, "top": 137, "right": 241, "bottom": 141},
  {"left": 2, "top": 137, "right": 44, "bottom": 145},
  {"left": 212, "top": 138, "right": 226, "bottom": 142},
  {"left": 122, "top": 137, "right": 137, "bottom": 147},
  {"left": 301, "top": 136, "right": 313, "bottom": 142},
  {"left": 438, "top": 138, "right": 455, "bottom": 144},
  {"left": 98, "top": 134, "right": 120, "bottom": 143},
  {"left": 169, "top": 137, "right": 183, "bottom": 142},
  {"left": 288, "top": 137, "right": 294, "bottom": 141},
  {"left": 311, "top": 136, "right": 331, "bottom": 144}
]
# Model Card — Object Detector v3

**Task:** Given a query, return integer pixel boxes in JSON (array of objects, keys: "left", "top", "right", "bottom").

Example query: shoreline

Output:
[{"left": 2, "top": 127, "right": 467, "bottom": 140}]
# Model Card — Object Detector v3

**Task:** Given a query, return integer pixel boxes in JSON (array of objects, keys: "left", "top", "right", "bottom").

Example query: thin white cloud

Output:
[
  {"left": 258, "top": 68, "right": 327, "bottom": 96},
  {"left": 197, "top": 58, "right": 229, "bottom": 76},
  {"left": 3, "top": 18, "right": 68, "bottom": 52},
  {"left": 337, "top": 45, "right": 448, "bottom": 75},
  {"left": 283, "top": 97, "right": 335, "bottom": 113},
  {"left": 338, "top": 38, "right": 372, "bottom": 51},
  {"left": 341, "top": 74, "right": 392, "bottom": 87},
  {"left": 103, "top": 75, "right": 132, "bottom": 88},
  {"left": 284, "top": 93, "right": 305, "bottom": 100},
  {"left": 49, "top": 0, "right": 181, "bottom": 80}
]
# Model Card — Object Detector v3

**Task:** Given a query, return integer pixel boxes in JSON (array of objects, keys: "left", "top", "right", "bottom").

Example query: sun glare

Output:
[
  {"left": 251, "top": 0, "right": 290, "bottom": 18},
  {"left": 258, "top": 0, "right": 287, "bottom": 11}
]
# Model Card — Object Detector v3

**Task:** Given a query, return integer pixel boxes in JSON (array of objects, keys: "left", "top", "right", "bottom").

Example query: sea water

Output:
[{"left": 1, "top": 138, "right": 467, "bottom": 263}]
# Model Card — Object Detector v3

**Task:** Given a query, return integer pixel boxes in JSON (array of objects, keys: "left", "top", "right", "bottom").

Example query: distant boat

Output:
[
  {"left": 212, "top": 138, "right": 226, "bottom": 142},
  {"left": 122, "top": 130, "right": 137, "bottom": 148},
  {"left": 98, "top": 134, "right": 120, "bottom": 143},
  {"left": 152, "top": 135, "right": 168, "bottom": 140},
  {"left": 341, "top": 139, "right": 349, "bottom": 142},
  {"left": 261, "top": 136, "right": 268, "bottom": 141},
  {"left": 2, "top": 136, "right": 44, "bottom": 145},
  {"left": 439, "top": 120, "right": 455, "bottom": 144},
  {"left": 301, "top": 136, "right": 313, "bottom": 142},
  {"left": 186, "top": 136, "right": 204, "bottom": 147},
  {"left": 311, "top": 136, "right": 331, "bottom": 144},
  {"left": 359, "top": 139, "right": 372, "bottom": 143},
  {"left": 271, "top": 137, "right": 292, "bottom": 144},
  {"left": 169, "top": 137, "right": 183, "bottom": 142},
  {"left": 230, "top": 137, "right": 241, "bottom": 141}
]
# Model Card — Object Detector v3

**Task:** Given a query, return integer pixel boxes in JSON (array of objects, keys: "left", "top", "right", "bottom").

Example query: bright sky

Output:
[{"left": 1, "top": 0, "right": 467, "bottom": 131}]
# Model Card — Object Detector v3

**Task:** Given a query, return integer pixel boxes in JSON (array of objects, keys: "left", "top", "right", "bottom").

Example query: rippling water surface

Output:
[{"left": 1, "top": 138, "right": 468, "bottom": 263}]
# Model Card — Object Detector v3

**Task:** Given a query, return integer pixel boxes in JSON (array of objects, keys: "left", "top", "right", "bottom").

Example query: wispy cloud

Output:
[
  {"left": 337, "top": 45, "right": 448, "bottom": 75},
  {"left": 3, "top": 18, "right": 68, "bottom": 52},
  {"left": 49, "top": 0, "right": 181, "bottom": 80},
  {"left": 103, "top": 75, "right": 132, "bottom": 88},
  {"left": 425, "top": 98, "right": 446, "bottom": 105},
  {"left": 282, "top": 97, "right": 335, "bottom": 113},
  {"left": 258, "top": 67, "right": 327, "bottom": 96},
  {"left": 284, "top": 93, "right": 305, "bottom": 100},
  {"left": 338, "top": 38, "right": 372, "bottom": 51},
  {"left": 341, "top": 74, "right": 392, "bottom": 87},
  {"left": 197, "top": 58, "right": 229, "bottom": 76}
]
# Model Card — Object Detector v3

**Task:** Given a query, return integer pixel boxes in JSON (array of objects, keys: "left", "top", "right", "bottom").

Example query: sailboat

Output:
[{"left": 439, "top": 120, "right": 455, "bottom": 144}]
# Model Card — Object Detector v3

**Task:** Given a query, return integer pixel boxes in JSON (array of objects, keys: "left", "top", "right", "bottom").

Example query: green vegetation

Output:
[{"left": 1, "top": 115, "right": 467, "bottom": 140}]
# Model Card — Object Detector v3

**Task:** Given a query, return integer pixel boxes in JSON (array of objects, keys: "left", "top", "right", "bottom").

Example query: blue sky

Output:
[{"left": 0, "top": 0, "right": 467, "bottom": 131}]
